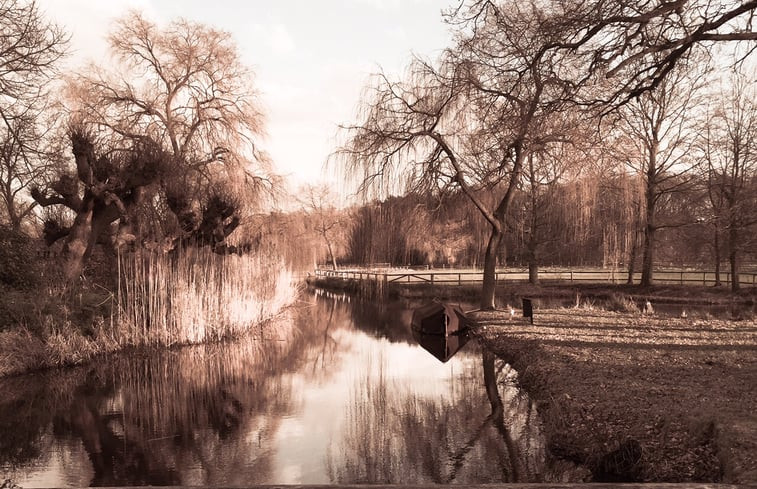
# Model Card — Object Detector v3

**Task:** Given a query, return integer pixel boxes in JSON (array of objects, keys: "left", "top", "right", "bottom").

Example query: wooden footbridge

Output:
[{"left": 313, "top": 267, "right": 757, "bottom": 288}]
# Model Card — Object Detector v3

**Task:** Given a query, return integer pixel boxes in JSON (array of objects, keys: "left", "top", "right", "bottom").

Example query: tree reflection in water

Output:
[
  {"left": 0, "top": 307, "right": 322, "bottom": 486},
  {"left": 0, "top": 293, "right": 574, "bottom": 486},
  {"left": 327, "top": 318, "right": 550, "bottom": 484}
]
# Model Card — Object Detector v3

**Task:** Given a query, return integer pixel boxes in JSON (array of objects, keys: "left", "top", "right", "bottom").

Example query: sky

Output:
[{"left": 36, "top": 0, "right": 454, "bottom": 198}]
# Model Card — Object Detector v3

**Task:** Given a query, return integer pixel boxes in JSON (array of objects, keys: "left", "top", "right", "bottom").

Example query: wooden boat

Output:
[{"left": 411, "top": 301, "right": 470, "bottom": 336}]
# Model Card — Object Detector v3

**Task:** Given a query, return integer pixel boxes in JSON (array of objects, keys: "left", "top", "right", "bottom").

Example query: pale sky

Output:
[{"left": 36, "top": 0, "right": 453, "bottom": 197}]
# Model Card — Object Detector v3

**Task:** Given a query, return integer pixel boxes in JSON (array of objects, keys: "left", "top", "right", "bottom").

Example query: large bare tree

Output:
[
  {"left": 530, "top": 0, "right": 757, "bottom": 101},
  {"left": 32, "top": 130, "right": 166, "bottom": 282},
  {"left": 342, "top": 2, "right": 581, "bottom": 309},
  {"left": 699, "top": 68, "right": 757, "bottom": 291},
  {"left": 613, "top": 66, "right": 703, "bottom": 286},
  {"left": 64, "top": 11, "right": 274, "bottom": 243},
  {"left": 33, "top": 12, "right": 274, "bottom": 281}
]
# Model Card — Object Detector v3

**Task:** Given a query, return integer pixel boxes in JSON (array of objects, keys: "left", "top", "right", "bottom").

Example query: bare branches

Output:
[
  {"left": 0, "top": 0, "right": 68, "bottom": 230},
  {"left": 68, "top": 11, "right": 270, "bottom": 208},
  {"left": 0, "top": 0, "right": 68, "bottom": 108}
]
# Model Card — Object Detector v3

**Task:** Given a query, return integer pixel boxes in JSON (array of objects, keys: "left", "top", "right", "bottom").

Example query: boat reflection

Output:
[{"left": 412, "top": 329, "right": 470, "bottom": 363}]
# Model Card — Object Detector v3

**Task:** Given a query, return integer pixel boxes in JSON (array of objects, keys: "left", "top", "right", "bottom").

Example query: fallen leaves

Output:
[{"left": 473, "top": 307, "right": 757, "bottom": 483}]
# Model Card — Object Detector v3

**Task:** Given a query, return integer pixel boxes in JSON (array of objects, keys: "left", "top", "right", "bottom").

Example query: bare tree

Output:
[
  {"left": 518, "top": 113, "right": 591, "bottom": 284},
  {"left": 0, "top": 0, "right": 66, "bottom": 113},
  {"left": 300, "top": 184, "right": 343, "bottom": 270},
  {"left": 31, "top": 130, "right": 167, "bottom": 282},
  {"left": 64, "top": 11, "right": 275, "bottom": 244},
  {"left": 341, "top": 2, "right": 580, "bottom": 309},
  {"left": 32, "top": 11, "right": 275, "bottom": 281},
  {"left": 542, "top": 0, "right": 756, "bottom": 101},
  {"left": 0, "top": 113, "right": 43, "bottom": 230},
  {"left": 613, "top": 66, "right": 703, "bottom": 286},
  {"left": 0, "top": 0, "right": 67, "bottom": 230},
  {"left": 700, "top": 68, "right": 757, "bottom": 291}
]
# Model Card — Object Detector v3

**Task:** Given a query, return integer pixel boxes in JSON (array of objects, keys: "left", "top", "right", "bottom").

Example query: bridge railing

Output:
[{"left": 313, "top": 268, "right": 757, "bottom": 287}]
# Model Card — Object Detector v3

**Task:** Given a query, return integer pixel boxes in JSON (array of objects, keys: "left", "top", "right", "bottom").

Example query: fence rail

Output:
[{"left": 313, "top": 268, "right": 757, "bottom": 287}]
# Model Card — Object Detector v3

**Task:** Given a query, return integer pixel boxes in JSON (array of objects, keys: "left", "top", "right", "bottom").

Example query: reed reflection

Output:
[{"left": 0, "top": 304, "right": 344, "bottom": 486}]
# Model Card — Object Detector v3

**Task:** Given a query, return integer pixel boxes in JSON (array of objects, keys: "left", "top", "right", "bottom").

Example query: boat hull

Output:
[{"left": 411, "top": 301, "right": 469, "bottom": 336}]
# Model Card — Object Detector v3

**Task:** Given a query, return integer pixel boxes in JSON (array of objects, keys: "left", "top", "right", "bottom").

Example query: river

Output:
[{"left": 0, "top": 290, "right": 576, "bottom": 486}]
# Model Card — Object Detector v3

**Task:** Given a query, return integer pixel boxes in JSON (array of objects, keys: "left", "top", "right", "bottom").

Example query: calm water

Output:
[{"left": 0, "top": 291, "right": 568, "bottom": 486}]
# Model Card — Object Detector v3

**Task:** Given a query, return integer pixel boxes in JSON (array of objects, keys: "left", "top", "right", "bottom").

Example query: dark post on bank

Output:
[{"left": 522, "top": 298, "right": 534, "bottom": 324}]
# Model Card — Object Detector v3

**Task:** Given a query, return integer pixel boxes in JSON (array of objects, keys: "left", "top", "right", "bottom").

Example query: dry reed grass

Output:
[
  {"left": 0, "top": 249, "right": 298, "bottom": 377},
  {"left": 114, "top": 248, "right": 297, "bottom": 347}
]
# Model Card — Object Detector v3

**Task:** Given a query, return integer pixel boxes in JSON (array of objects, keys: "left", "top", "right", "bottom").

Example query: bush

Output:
[{"left": 0, "top": 226, "right": 41, "bottom": 289}]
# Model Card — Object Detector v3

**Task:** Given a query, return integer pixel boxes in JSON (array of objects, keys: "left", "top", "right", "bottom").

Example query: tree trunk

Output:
[
  {"left": 60, "top": 195, "right": 121, "bottom": 283},
  {"left": 528, "top": 261, "right": 539, "bottom": 285},
  {"left": 61, "top": 200, "right": 95, "bottom": 283},
  {"left": 480, "top": 226, "right": 503, "bottom": 310},
  {"left": 627, "top": 228, "right": 639, "bottom": 285},
  {"left": 326, "top": 238, "right": 337, "bottom": 270},
  {"left": 640, "top": 138, "right": 659, "bottom": 287},
  {"left": 729, "top": 226, "right": 740, "bottom": 292},
  {"left": 640, "top": 223, "right": 656, "bottom": 287},
  {"left": 713, "top": 229, "right": 722, "bottom": 286}
]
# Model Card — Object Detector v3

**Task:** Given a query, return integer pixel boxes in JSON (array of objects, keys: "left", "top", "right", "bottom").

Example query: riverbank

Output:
[
  {"left": 0, "top": 251, "right": 299, "bottom": 378},
  {"left": 470, "top": 307, "right": 757, "bottom": 484},
  {"left": 0, "top": 286, "right": 297, "bottom": 378}
]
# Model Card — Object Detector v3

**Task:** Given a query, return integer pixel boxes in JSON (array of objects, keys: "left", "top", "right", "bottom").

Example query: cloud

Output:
[
  {"left": 251, "top": 23, "right": 296, "bottom": 55},
  {"left": 37, "top": 0, "right": 160, "bottom": 66}
]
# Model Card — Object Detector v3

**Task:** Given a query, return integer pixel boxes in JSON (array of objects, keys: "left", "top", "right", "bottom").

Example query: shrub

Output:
[
  {"left": 0, "top": 226, "right": 41, "bottom": 289},
  {"left": 605, "top": 293, "right": 640, "bottom": 313}
]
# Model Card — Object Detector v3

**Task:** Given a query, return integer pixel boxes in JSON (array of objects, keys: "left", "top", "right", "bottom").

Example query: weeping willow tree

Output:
[{"left": 340, "top": 2, "right": 581, "bottom": 309}]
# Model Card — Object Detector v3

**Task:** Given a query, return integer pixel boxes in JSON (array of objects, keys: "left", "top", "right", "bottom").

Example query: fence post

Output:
[
  {"left": 681, "top": 271, "right": 684, "bottom": 285},
  {"left": 458, "top": 273, "right": 462, "bottom": 286},
  {"left": 431, "top": 273, "right": 434, "bottom": 285},
  {"left": 570, "top": 269, "right": 573, "bottom": 283}
]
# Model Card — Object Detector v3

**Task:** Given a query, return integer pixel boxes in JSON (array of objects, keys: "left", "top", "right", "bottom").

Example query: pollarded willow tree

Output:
[
  {"left": 341, "top": 2, "right": 582, "bottom": 309},
  {"left": 34, "top": 11, "right": 276, "bottom": 280}
]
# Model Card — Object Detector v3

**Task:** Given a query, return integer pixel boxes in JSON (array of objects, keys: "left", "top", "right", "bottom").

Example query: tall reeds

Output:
[{"left": 114, "top": 248, "right": 297, "bottom": 347}]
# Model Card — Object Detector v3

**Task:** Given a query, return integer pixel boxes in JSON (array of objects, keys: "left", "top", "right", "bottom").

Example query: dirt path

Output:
[{"left": 471, "top": 308, "right": 757, "bottom": 484}]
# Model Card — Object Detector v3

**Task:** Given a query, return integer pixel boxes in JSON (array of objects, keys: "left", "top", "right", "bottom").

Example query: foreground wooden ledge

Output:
[{"left": 75, "top": 484, "right": 755, "bottom": 489}]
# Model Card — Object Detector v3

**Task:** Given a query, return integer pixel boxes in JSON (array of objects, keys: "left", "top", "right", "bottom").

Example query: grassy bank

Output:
[
  {"left": 471, "top": 307, "right": 757, "bottom": 484},
  {"left": 0, "top": 250, "right": 298, "bottom": 377}
]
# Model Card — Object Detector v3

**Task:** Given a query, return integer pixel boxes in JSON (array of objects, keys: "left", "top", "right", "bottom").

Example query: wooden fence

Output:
[{"left": 313, "top": 267, "right": 757, "bottom": 288}]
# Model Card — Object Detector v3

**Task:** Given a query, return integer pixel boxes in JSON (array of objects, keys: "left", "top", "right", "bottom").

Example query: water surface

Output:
[{"left": 1, "top": 291, "right": 561, "bottom": 486}]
